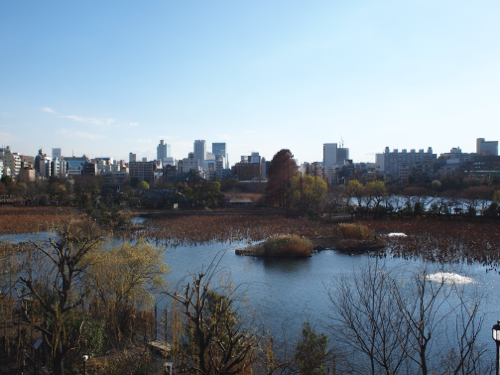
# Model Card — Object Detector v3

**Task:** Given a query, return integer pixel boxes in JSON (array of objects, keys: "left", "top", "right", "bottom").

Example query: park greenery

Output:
[
  {"left": 2, "top": 149, "right": 500, "bottom": 373},
  {"left": 1, "top": 207, "right": 500, "bottom": 373}
]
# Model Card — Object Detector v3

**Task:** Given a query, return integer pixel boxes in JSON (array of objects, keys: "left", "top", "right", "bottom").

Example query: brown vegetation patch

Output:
[
  {"left": 0, "top": 206, "right": 82, "bottom": 234},
  {"left": 362, "top": 219, "right": 500, "bottom": 268},
  {"left": 236, "top": 234, "right": 313, "bottom": 257},
  {"left": 135, "top": 215, "right": 331, "bottom": 246}
]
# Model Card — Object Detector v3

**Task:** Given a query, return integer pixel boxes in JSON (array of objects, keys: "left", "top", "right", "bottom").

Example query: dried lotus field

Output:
[
  {"left": 135, "top": 215, "right": 500, "bottom": 271},
  {"left": 0, "top": 206, "right": 82, "bottom": 234},
  {"left": 129, "top": 214, "right": 333, "bottom": 246},
  {"left": 363, "top": 219, "right": 500, "bottom": 270}
]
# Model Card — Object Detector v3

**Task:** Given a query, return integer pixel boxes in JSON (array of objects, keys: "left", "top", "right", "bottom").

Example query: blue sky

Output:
[{"left": 1, "top": 0, "right": 499, "bottom": 164}]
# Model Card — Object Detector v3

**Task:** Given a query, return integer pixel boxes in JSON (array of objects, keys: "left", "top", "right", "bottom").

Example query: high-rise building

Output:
[
  {"left": 215, "top": 156, "right": 226, "bottom": 180},
  {"left": 212, "top": 143, "right": 226, "bottom": 159},
  {"left": 336, "top": 147, "right": 349, "bottom": 165},
  {"left": 52, "top": 148, "right": 61, "bottom": 159},
  {"left": 477, "top": 138, "right": 498, "bottom": 156},
  {"left": 251, "top": 152, "right": 261, "bottom": 164},
  {"left": 194, "top": 140, "right": 207, "bottom": 161},
  {"left": 157, "top": 140, "right": 171, "bottom": 162},
  {"left": 323, "top": 143, "right": 337, "bottom": 171},
  {"left": 129, "top": 153, "right": 137, "bottom": 163}
]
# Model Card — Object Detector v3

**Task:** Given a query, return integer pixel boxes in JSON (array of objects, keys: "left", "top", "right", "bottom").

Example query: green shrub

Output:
[{"left": 262, "top": 234, "right": 312, "bottom": 257}]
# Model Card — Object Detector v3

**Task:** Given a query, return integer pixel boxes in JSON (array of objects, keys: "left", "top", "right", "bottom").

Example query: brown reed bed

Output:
[
  {"left": 362, "top": 219, "right": 500, "bottom": 270},
  {"left": 127, "top": 215, "right": 331, "bottom": 246},
  {"left": 0, "top": 206, "right": 82, "bottom": 234}
]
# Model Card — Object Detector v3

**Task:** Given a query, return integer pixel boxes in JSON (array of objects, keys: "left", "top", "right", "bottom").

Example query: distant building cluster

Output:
[{"left": 1, "top": 137, "right": 499, "bottom": 186}]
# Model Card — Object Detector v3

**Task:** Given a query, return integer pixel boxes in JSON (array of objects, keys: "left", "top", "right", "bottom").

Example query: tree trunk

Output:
[{"left": 53, "top": 347, "right": 65, "bottom": 375}]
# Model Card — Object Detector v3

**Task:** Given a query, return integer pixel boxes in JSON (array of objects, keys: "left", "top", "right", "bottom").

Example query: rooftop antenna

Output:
[{"left": 340, "top": 136, "right": 344, "bottom": 148}]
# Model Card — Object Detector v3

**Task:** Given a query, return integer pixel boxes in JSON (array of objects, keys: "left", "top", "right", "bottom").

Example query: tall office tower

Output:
[
  {"left": 251, "top": 152, "right": 261, "bottom": 164},
  {"left": 477, "top": 138, "right": 498, "bottom": 156},
  {"left": 212, "top": 143, "right": 226, "bottom": 159},
  {"left": 52, "top": 148, "right": 61, "bottom": 159},
  {"left": 323, "top": 143, "right": 337, "bottom": 171},
  {"left": 129, "top": 153, "right": 137, "bottom": 163},
  {"left": 336, "top": 147, "right": 349, "bottom": 166},
  {"left": 194, "top": 140, "right": 207, "bottom": 161},
  {"left": 157, "top": 140, "right": 171, "bottom": 162}
]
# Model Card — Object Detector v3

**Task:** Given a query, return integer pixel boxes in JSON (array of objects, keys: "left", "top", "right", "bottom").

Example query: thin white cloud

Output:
[
  {"left": 125, "top": 139, "right": 152, "bottom": 143},
  {"left": 129, "top": 122, "right": 139, "bottom": 127},
  {"left": 0, "top": 112, "right": 8, "bottom": 116},
  {"left": 42, "top": 107, "right": 55, "bottom": 114},
  {"left": 244, "top": 130, "right": 255, "bottom": 134},
  {"left": 59, "top": 115, "right": 115, "bottom": 126},
  {"left": 157, "top": 135, "right": 174, "bottom": 140},
  {"left": 58, "top": 129, "right": 106, "bottom": 140},
  {"left": 60, "top": 115, "right": 85, "bottom": 122}
]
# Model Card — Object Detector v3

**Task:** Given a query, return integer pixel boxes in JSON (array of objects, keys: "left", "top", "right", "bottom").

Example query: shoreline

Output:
[{"left": 235, "top": 237, "right": 385, "bottom": 257}]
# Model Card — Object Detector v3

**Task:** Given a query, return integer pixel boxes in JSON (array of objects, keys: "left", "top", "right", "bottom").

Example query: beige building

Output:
[{"left": 0, "top": 146, "right": 21, "bottom": 177}]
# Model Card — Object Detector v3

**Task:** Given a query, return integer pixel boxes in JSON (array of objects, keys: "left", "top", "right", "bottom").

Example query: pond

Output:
[
  {"left": 161, "top": 239, "right": 500, "bottom": 342},
  {"left": 3, "top": 230, "right": 500, "bottom": 367}
]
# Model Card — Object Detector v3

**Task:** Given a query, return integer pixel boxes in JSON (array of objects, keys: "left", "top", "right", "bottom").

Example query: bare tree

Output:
[
  {"left": 327, "top": 260, "right": 407, "bottom": 375},
  {"left": 18, "top": 224, "right": 101, "bottom": 375},
  {"left": 439, "top": 288, "right": 490, "bottom": 375},
  {"left": 163, "top": 257, "right": 258, "bottom": 374},
  {"left": 392, "top": 268, "right": 451, "bottom": 374},
  {"left": 327, "top": 261, "right": 489, "bottom": 375}
]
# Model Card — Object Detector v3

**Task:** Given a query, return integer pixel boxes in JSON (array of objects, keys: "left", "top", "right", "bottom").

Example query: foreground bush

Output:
[
  {"left": 263, "top": 234, "right": 313, "bottom": 257},
  {"left": 335, "top": 223, "right": 370, "bottom": 240}
]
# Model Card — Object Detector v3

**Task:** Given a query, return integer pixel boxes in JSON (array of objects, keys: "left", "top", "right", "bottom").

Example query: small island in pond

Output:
[{"left": 235, "top": 235, "right": 385, "bottom": 257}]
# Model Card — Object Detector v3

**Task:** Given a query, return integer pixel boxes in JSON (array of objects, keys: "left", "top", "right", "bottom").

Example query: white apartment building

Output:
[
  {"left": 0, "top": 146, "right": 21, "bottom": 177},
  {"left": 383, "top": 147, "right": 436, "bottom": 180}
]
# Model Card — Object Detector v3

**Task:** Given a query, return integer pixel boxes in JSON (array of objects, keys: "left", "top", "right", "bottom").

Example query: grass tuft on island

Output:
[{"left": 236, "top": 234, "right": 313, "bottom": 257}]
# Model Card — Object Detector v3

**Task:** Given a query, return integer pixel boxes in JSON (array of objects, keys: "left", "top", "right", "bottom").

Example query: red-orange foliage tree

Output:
[{"left": 265, "top": 149, "right": 298, "bottom": 207}]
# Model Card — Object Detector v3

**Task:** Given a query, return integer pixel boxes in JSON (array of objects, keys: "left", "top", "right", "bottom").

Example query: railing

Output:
[{"left": 1, "top": 336, "right": 48, "bottom": 375}]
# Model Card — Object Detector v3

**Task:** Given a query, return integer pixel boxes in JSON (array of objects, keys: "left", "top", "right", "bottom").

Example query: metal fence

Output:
[{"left": 1, "top": 336, "right": 48, "bottom": 375}]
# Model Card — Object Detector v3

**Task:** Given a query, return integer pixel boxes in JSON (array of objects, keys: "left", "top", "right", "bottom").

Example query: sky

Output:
[{"left": 1, "top": 0, "right": 499, "bottom": 165}]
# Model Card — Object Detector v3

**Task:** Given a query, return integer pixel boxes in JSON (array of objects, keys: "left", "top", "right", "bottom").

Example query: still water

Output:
[
  {"left": 3, "top": 231, "right": 500, "bottom": 358},
  {"left": 161, "top": 239, "right": 500, "bottom": 348}
]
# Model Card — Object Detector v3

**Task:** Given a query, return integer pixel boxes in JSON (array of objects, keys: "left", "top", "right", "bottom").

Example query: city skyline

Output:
[{"left": 1, "top": 1, "right": 499, "bottom": 164}]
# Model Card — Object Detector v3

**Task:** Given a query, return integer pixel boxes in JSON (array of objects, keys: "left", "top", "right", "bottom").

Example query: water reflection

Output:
[
  {"left": 257, "top": 256, "right": 312, "bottom": 273},
  {"left": 2, "top": 232, "right": 500, "bottom": 359}
]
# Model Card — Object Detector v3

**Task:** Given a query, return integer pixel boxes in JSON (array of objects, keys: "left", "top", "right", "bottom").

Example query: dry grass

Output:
[
  {"left": 0, "top": 206, "right": 83, "bottom": 234},
  {"left": 334, "top": 223, "right": 371, "bottom": 240},
  {"left": 130, "top": 215, "right": 331, "bottom": 246},
  {"left": 362, "top": 219, "right": 500, "bottom": 269},
  {"left": 262, "top": 234, "right": 312, "bottom": 257}
]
